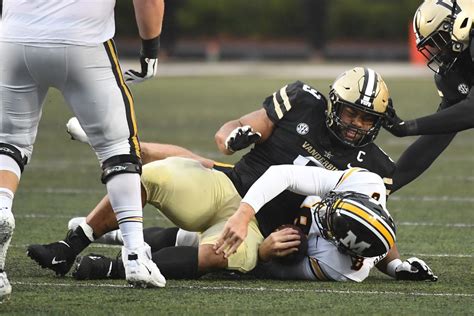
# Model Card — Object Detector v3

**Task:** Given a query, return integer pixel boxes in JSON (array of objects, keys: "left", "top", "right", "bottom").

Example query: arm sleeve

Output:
[
  {"left": 407, "top": 97, "right": 474, "bottom": 135},
  {"left": 241, "top": 165, "right": 340, "bottom": 213}
]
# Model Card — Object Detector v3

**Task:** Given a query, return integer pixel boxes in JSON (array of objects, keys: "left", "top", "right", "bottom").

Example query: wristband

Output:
[
  {"left": 404, "top": 120, "right": 418, "bottom": 136},
  {"left": 386, "top": 258, "right": 403, "bottom": 278},
  {"left": 141, "top": 36, "right": 160, "bottom": 58}
]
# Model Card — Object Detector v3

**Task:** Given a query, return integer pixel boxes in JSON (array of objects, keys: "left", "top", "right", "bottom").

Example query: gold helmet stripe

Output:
[{"left": 339, "top": 202, "right": 395, "bottom": 250}]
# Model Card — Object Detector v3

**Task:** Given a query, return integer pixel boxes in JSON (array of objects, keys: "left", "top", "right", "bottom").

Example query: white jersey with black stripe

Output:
[{"left": 1, "top": 0, "right": 115, "bottom": 45}]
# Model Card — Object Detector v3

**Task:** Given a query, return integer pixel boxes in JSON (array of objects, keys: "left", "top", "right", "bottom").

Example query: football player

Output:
[
  {"left": 71, "top": 167, "right": 436, "bottom": 282},
  {"left": 27, "top": 67, "right": 402, "bottom": 280},
  {"left": 384, "top": 0, "right": 474, "bottom": 137},
  {"left": 0, "top": 0, "right": 165, "bottom": 297}
]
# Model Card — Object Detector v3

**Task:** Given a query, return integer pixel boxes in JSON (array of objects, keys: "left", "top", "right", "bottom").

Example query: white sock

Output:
[
  {"left": 106, "top": 173, "right": 144, "bottom": 250},
  {"left": 0, "top": 189, "right": 15, "bottom": 270},
  {"left": 0, "top": 156, "right": 22, "bottom": 180}
]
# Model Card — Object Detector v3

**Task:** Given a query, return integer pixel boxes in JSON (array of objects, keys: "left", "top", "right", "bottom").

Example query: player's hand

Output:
[
  {"left": 382, "top": 99, "right": 409, "bottom": 137},
  {"left": 225, "top": 125, "right": 262, "bottom": 152},
  {"left": 124, "top": 55, "right": 158, "bottom": 84},
  {"left": 258, "top": 228, "right": 301, "bottom": 262},
  {"left": 66, "top": 117, "right": 90, "bottom": 145},
  {"left": 214, "top": 203, "right": 254, "bottom": 258},
  {"left": 395, "top": 257, "right": 438, "bottom": 281}
]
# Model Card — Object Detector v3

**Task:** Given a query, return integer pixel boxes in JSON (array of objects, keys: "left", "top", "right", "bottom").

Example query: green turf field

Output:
[{"left": 2, "top": 74, "right": 473, "bottom": 314}]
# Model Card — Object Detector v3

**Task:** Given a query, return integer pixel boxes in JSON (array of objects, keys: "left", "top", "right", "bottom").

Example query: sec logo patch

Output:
[
  {"left": 296, "top": 123, "right": 309, "bottom": 135},
  {"left": 458, "top": 83, "right": 469, "bottom": 95}
]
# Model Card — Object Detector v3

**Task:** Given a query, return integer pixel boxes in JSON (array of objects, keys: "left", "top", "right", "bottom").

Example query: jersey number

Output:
[{"left": 303, "top": 85, "right": 322, "bottom": 100}]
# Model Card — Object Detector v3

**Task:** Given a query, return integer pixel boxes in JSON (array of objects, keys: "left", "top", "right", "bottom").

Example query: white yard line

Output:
[{"left": 10, "top": 281, "right": 474, "bottom": 297}]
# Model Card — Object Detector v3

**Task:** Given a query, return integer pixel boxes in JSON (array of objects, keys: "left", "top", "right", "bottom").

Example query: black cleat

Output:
[
  {"left": 27, "top": 241, "right": 76, "bottom": 276},
  {"left": 72, "top": 254, "right": 116, "bottom": 280}
]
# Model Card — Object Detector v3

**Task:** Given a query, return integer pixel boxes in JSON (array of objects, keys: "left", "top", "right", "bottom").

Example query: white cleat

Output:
[
  {"left": 0, "top": 272, "right": 12, "bottom": 302},
  {"left": 122, "top": 243, "right": 166, "bottom": 288},
  {"left": 66, "top": 117, "right": 90, "bottom": 144}
]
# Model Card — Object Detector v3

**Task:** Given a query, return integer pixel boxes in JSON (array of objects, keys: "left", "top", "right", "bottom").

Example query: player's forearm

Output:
[
  {"left": 133, "top": 0, "right": 164, "bottom": 39},
  {"left": 215, "top": 120, "right": 242, "bottom": 154},
  {"left": 406, "top": 100, "right": 474, "bottom": 135},
  {"left": 375, "top": 244, "right": 400, "bottom": 277}
]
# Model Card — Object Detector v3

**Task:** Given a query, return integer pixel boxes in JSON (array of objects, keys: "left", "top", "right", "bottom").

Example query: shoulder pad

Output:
[{"left": 262, "top": 81, "right": 326, "bottom": 123}]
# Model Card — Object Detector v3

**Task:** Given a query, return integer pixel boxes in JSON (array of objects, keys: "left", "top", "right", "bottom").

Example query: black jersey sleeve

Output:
[
  {"left": 409, "top": 97, "right": 474, "bottom": 134},
  {"left": 404, "top": 71, "right": 474, "bottom": 135},
  {"left": 262, "top": 81, "right": 325, "bottom": 124}
]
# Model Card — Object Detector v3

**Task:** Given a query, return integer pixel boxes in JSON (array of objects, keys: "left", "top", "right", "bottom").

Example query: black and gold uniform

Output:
[{"left": 216, "top": 81, "right": 395, "bottom": 237}]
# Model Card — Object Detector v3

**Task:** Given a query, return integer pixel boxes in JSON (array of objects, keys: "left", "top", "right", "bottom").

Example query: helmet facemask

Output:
[
  {"left": 313, "top": 192, "right": 364, "bottom": 258},
  {"left": 327, "top": 90, "right": 384, "bottom": 148},
  {"left": 417, "top": 18, "right": 461, "bottom": 74},
  {"left": 313, "top": 191, "right": 396, "bottom": 259}
]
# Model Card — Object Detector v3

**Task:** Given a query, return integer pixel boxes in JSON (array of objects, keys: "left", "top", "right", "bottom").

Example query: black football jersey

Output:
[
  {"left": 218, "top": 81, "right": 395, "bottom": 237},
  {"left": 435, "top": 51, "right": 474, "bottom": 106}
]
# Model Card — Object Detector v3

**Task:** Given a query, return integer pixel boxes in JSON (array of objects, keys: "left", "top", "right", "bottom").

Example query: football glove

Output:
[
  {"left": 382, "top": 99, "right": 410, "bottom": 137},
  {"left": 124, "top": 56, "right": 158, "bottom": 84},
  {"left": 395, "top": 257, "right": 438, "bottom": 282},
  {"left": 66, "top": 117, "right": 90, "bottom": 145},
  {"left": 124, "top": 36, "right": 160, "bottom": 84},
  {"left": 225, "top": 125, "right": 262, "bottom": 152}
]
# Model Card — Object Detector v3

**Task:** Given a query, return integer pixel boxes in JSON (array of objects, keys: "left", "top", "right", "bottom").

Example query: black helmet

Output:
[{"left": 314, "top": 191, "right": 396, "bottom": 258}]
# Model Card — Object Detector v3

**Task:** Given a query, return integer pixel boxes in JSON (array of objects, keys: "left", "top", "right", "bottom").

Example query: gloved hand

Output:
[
  {"left": 66, "top": 117, "right": 90, "bottom": 145},
  {"left": 395, "top": 257, "right": 438, "bottom": 281},
  {"left": 382, "top": 99, "right": 410, "bottom": 137},
  {"left": 225, "top": 125, "right": 262, "bottom": 152},
  {"left": 124, "top": 56, "right": 158, "bottom": 84},
  {"left": 124, "top": 36, "right": 160, "bottom": 84}
]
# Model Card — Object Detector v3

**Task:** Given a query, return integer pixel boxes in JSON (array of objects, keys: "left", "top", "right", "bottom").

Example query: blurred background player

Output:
[
  {"left": 0, "top": 0, "right": 165, "bottom": 297},
  {"left": 384, "top": 0, "right": 474, "bottom": 136}
]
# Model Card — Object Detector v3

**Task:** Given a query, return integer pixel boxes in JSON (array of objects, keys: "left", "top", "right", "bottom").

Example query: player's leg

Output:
[
  {"left": 66, "top": 115, "right": 214, "bottom": 167},
  {"left": 67, "top": 42, "right": 164, "bottom": 288},
  {"left": 0, "top": 42, "right": 49, "bottom": 300},
  {"left": 27, "top": 194, "right": 120, "bottom": 275}
]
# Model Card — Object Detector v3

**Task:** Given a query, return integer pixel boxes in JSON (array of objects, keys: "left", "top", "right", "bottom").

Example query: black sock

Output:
[
  {"left": 144, "top": 227, "right": 179, "bottom": 252},
  {"left": 64, "top": 226, "right": 92, "bottom": 257},
  {"left": 152, "top": 246, "right": 200, "bottom": 279}
]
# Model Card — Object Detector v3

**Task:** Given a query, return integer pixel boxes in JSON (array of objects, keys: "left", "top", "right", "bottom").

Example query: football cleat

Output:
[
  {"left": 27, "top": 241, "right": 76, "bottom": 276},
  {"left": 72, "top": 254, "right": 115, "bottom": 280},
  {"left": 122, "top": 243, "right": 166, "bottom": 288},
  {"left": 66, "top": 117, "right": 90, "bottom": 144},
  {"left": 0, "top": 271, "right": 12, "bottom": 302}
]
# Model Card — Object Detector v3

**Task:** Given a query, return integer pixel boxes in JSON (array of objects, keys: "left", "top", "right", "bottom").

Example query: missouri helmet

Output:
[
  {"left": 313, "top": 191, "right": 396, "bottom": 258},
  {"left": 414, "top": 0, "right": 474, "bottom": 73},
  {"left": 327, "top": 67, "right": 389, "bottom": 147}
]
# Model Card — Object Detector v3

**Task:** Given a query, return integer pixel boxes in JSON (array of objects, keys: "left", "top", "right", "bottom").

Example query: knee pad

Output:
[
  {"left": 0, "top": 210, "right": 15, "bottom": 244},
  {"left": 101, "top": 155, "right": 142, "bottom": 184},
  {"left": 0, "top": 143, "right": 28, "bottom": 173}
]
